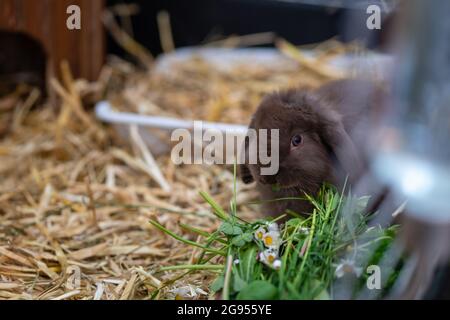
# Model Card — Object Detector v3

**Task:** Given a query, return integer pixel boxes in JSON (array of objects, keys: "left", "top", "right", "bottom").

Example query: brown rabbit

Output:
[{"left": 240, "top": 79, "right": 385, "bottom": 216}]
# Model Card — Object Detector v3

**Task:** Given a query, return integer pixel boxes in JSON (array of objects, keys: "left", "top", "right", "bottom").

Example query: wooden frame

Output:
[{"left": 0, "top": 0, "right": 105, "bottom": 81}]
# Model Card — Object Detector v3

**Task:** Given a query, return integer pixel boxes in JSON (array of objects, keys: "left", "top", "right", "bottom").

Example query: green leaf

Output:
[
  {"left": 233, "top": 273, "right": 247, "bottom": 292},
  {"left": 220, "top": 222, "right": 243, "bottom": 236},
  {"left": 312, "top": 280, "right": 330, "bottom": 300},
  {"left": 236, "top": 281, "right": 278, "bottom": 300},
  {"left": 199, "top": 191, "right": 229, "bottom": 220},
  {"left": 285, "top": 218, "right": 305, "bottom": 228},
  {"left": 210, "top": 275, "right": 225, "bottom": 292},
  {"left": 329, "top": 194, "right": 340, "bottom": 212},
  {"left": 149, "top": 220, "right": 225, "bottom": 256},
  {"left": 238, "top": 246, "right": 259, "bottom": 283},
  {"left": 243, "top": 233, "right": 253, "bottom": 241},
  {"left": 231, "top": 233, "right": 253, "bottom": 247},
  {"left": 231, "top": 238, "right": 245, "bottom": 247}
]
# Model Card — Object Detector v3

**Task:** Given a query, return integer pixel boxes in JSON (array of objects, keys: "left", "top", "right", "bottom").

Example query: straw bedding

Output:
[{"left": 0, "top": 39, "right": 364, "bottom": 300}]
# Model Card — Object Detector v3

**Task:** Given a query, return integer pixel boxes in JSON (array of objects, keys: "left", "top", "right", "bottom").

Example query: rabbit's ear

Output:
[{"left": 318, "top": 111, "right": 363, "bottom": 181}]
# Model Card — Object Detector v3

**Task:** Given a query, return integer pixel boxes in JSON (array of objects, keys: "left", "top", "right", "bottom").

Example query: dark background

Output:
[{"left": 106, "top": 0, "right": 387, "bottom": 58}]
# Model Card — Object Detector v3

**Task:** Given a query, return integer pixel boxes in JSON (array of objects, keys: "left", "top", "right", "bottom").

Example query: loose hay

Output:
[{"left": 0, "top": 39, "right": 368, "bottom": 300}]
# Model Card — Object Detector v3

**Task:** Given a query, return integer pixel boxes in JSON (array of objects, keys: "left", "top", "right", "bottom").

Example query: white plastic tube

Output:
[{"left": 95, "top": 100, "right": 248, "bottom": 135}]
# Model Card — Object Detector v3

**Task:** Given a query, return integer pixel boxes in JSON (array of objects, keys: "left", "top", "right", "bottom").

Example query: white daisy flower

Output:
[
  {"left": 299, "top": 227, "right": 310, "bottom": 235},
  {"left": 169, "top": 286, "right": 192, "bottom": 300},
  {"left": 254, "top": 226, "right": 267, "bottom": 241},
  {"left": 273, "top": 259, "right": 282, "bottom": 270},
  {"left": 259, "top": 248, "right": 279, "bottom": 267},
  {"left": 259, "top": 248, "right": 277, "bottom": 263},
  {"left": 262, "top": 231, "right": 281, "bottom": 249},
  {"left": 169, "top": 285, "right": 208, "bottom": 300},
  {"left": 335, "top": 259, "right": 363, "bottom": 278},
  {"left": 267, "top": 222, "right": 279, "bottom": 232}
]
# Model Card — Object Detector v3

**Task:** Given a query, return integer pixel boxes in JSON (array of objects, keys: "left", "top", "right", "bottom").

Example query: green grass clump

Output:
[{"left": 150, "top": 167, "right": 401, "bottom": 300}]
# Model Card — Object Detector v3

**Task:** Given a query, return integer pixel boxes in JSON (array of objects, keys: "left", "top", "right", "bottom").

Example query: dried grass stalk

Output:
[{"left": 0, "top": 37, "right": 365, "bottom": 300}]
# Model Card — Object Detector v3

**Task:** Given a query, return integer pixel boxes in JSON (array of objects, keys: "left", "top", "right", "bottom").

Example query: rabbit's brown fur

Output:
[{"left": 240, "top": 79, "right": 384, "bottom": 216}]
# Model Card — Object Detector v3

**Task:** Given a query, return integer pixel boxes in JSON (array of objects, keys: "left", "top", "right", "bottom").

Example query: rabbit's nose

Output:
[{"left": 259, "top": 175, "right": 276, "bottom": 185}]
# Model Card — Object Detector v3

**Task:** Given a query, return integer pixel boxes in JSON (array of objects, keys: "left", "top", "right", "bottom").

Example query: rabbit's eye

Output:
[{"left": 291, "top": 134, "right": 303, "bottom": 147}]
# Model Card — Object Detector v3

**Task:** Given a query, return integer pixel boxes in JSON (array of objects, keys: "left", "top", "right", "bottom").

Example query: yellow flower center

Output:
[
  {"left": 257, "top": 231, "right": 263, "bottom": 239},
  {"left": 264, "top": 235, "right": 273, "bottom": 246},
  {"left": 267, "top": 255, "right": 275, "bottom": 263}
]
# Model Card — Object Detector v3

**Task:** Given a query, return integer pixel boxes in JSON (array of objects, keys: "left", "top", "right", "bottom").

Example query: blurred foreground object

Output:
[{"left": 371, "top": 0, "right": 450, "bottom": 299}]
